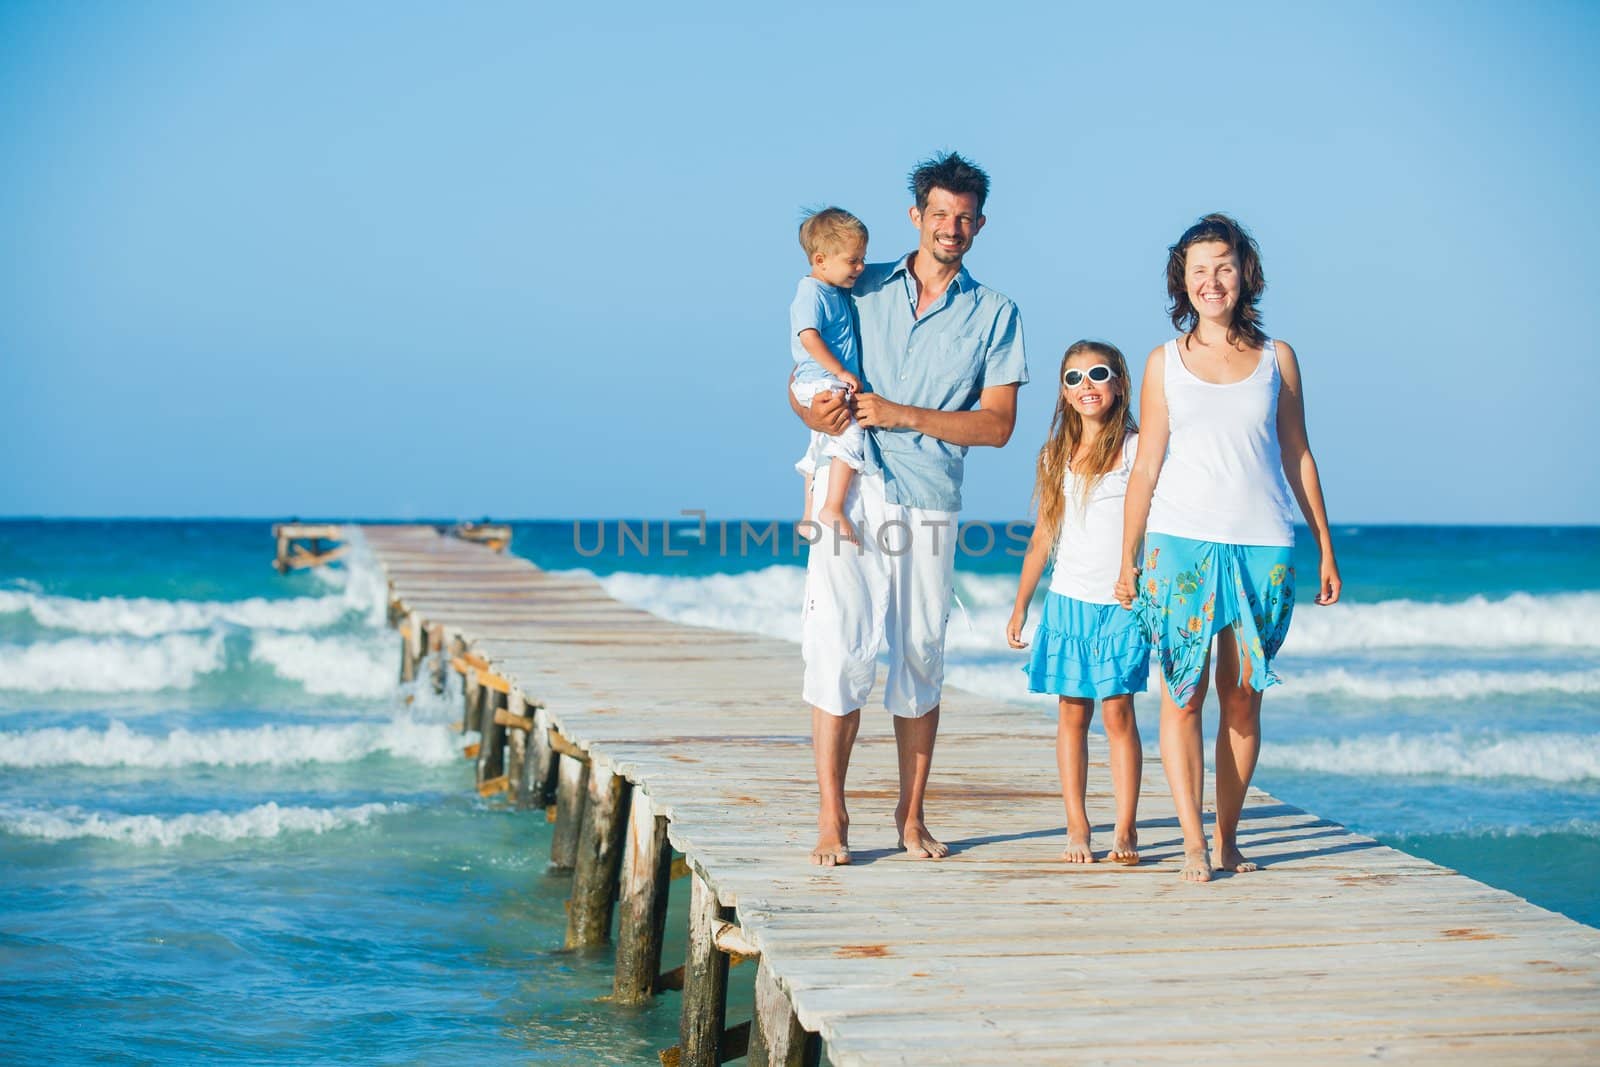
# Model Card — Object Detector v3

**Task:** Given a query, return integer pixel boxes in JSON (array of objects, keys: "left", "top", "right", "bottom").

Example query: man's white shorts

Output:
[{"left": 801, "top": 466, "right": 957, "bottom": 718}]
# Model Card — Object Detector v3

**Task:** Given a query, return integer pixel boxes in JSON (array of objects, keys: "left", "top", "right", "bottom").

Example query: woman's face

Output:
[
  {"left": 1184, "top": 239, "right": 1239, "bottom": 322},
  {"left": 1062, "top": 351, "right": 1121, "bottom": 420}
]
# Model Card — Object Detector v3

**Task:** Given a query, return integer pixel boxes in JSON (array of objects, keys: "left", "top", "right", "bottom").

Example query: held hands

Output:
[
  {"left": 804, "top": 389, "right": 852, "bottom": 436},
  {"left": 1006, "top": 606, "right": 1029, "bottom": 649},
  {"left": 1113, "top": 563, "right": 1140, "bottom": 610}
]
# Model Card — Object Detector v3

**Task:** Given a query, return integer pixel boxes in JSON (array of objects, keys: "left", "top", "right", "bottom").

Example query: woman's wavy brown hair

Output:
[
  {"left": 1166, "top": 213, "right": 1268, "bottom": 349},
  {"left": 1031, "top": 340, "right": 1137, "bottom": 552}
]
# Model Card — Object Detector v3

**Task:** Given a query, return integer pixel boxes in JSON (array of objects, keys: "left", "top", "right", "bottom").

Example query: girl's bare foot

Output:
[
  {"left": 1181, "top": 846, "right": 1214, "bottom": 883},
  {"left": 816, "top": 505, "right": 858, "bottom": 545},
  {"left": 1213, "top": 842, "right": 1258, "bottom": 873},
  {"left": 1061, "top": 829, "right": 1095, "bottom": 864},
  {"left": 896, "top": 818, "right": 949, "bottom": 859},
  {"left": 1109, "top": 827, "right": 1139, "bottom": 865}
]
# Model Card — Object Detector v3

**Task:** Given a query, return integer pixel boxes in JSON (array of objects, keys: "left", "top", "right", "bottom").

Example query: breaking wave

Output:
[{"left": 0, "top": 800, "right": 406, "bottom": 847}]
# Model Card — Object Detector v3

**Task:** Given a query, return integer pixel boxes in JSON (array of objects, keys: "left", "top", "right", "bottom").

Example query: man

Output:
[{"left": 790, "top": 152, "right": 1027, "bottom": 865}]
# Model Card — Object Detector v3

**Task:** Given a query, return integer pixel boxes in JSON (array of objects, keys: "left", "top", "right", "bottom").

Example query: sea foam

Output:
[
  {"left": 0, "top": 716, "right": 458, "bottom": 769},
  {"left": 594, "top": 568, "right": 1600, "bottom": 654},
  {"left": 1260, "top": 731, "right": 1600, "bottom": 783},
  {"left": 0, "top": 633, "right": 225, "bottom": 693},
  {"left": 249, "top": 632, "right": 396, "bottom": 698},
  {"left": 0, "top": 800, "right": 406, "bottom": 846}
]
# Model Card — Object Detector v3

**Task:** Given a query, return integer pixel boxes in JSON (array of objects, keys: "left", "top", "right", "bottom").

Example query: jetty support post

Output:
[
  {"left": 750, "top": 958, "right": 814, "bottom": 1067},
  {"left": 461, "top": 666, "right": 482, "bottom": 736},
  {"left": 679, "top": 871, "right": 734, "bottom": 1067},
  {"left": 550, "top": 744, "right": 589, "bottom": 871},
  {"left": 428, "top": 624, "right": 448, "bottom": 695},
  {"left": 613, "top": 790, "right": 673, "bottom": 1004},
  {"left": 398, "top": 611, "right": 423, "bottom": 684},
  {"left": 564, "top": 761, "right": 630, "bottom": 948},
  {"left": 516, "top": 705, "right": 558, "bottom": 810},
  {"left": 475, "top": 674, "right": 509, "bottom": 786}
]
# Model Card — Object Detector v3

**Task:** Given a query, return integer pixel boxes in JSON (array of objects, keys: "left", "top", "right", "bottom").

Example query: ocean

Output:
[{"left": 1, "top": 519, "right": 1595, "bottom": 1063}]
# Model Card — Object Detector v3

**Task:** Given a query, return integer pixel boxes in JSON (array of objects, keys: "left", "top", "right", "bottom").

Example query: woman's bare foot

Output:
[
  {"left": 1213, "top": 842, "right": 1258, "bottom": 873},
  {"left": 896, "top": 818, "right": 949, "bottom": 859},
  {"left": 1109, "top": 827, "right": 1139, "bottom": 865},
  {"left": 1181, "top": 846, "right": 1214, "bottom": 883},
  {"left": 816, "top": 504, "right": 858, "bottom": 545},
  {"left": 1061, "top": 828, "right": 1095, "bottom": 864},
  {"left": 811, "top": 811, "right": 850, "bottom": 867}
]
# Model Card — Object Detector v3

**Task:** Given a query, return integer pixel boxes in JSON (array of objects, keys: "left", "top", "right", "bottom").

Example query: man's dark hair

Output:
[{"left": 908, "top": 152, "right": 990, "bottom": 214}]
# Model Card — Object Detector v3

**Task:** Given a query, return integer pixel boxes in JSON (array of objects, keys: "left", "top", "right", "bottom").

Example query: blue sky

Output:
[{"left": 1, "top": 1, "right": 1596, "bottom": 522}]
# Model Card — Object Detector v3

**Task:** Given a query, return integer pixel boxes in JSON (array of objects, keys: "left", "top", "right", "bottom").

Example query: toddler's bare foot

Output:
[
  {"left": 1061, "top": 829, "right": 1095, "bottom": 864},
  {"left": 1109, "top": 827, "right": 1139, "bottom": 865},
  {"left": 1213, "top": 842, "right": 1258, "bottom": 873},
  {"left": 816, "top": 505, "right": 858, "bottom": 545},
  {"left": 1181, "top": 847, "right": 1214, "bottom": 883}
]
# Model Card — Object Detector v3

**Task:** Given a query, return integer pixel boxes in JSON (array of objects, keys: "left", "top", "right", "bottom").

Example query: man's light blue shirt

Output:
[{"left": 853, "top": 254, "right": 1028, "bottom": 512}]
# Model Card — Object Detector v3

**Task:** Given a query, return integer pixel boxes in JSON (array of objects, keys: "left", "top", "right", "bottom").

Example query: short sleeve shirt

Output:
[
  {"left": 852, "top": 255, "right": 1028, "bottom": 511},
  {"left": 790, "top": 277, "right": 859, "bottom": 382}
]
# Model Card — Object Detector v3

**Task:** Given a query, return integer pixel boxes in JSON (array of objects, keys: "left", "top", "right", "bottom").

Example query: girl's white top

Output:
[
  {"left": 1049, "top": 433, "right": 1139, "bottom": 605},
  {"left": 1146, "top": 337, "right": 1297, "bottom": 547}
]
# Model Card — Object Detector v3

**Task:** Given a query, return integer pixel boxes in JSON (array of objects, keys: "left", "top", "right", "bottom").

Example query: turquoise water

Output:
[{"left": 1, "top": 520, "right": 1595, "bottom": 1063}]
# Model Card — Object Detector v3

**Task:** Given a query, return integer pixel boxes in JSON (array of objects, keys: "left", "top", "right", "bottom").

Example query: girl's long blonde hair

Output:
[{"left": 1032, "top": 340, "right": 1138, "bottom": 550}]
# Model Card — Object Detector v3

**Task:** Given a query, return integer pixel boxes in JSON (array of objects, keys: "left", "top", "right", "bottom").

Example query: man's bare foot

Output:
[
  {"left": 1061, "top": 829, "right": 1095, "bottom": 864},
  {"left": 1109, "top": 827, "right": 1139, "bottom": 866},
  {"left": 1181, "top": 846, "right": 1213, "bottom": 883},
  {"left": 816, "top": 505, "right": 858, "bottom": 545},
  {"left": 1213, "top": 842, "right": 1258, "bottom": 873},
  {"left": 811, "top": 811, "right": 850, "bottom": 867},
  {"left": 896, "top": 819, "right": 949, "bottom": 859}
]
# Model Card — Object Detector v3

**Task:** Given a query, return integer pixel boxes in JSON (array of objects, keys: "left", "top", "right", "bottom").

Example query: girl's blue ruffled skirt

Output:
[{"left": 1024, "top": 592, "right": 1151, "bottom": 699}]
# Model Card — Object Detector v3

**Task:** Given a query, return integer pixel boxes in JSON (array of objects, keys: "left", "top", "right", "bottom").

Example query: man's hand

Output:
[
  {"left": 801, "top": 388, "right": 851, "bottom": 435},
  {"left": 854, "top": 392, "right": 910, "bottom": 430}
]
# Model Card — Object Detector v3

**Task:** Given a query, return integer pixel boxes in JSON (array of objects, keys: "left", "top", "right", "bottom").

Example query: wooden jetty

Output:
[{"left": 280, "top": 525, "right": 1600, "bottom": 1065}]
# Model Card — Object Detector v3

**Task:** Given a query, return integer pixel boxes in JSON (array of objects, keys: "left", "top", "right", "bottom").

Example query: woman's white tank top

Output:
[
  {"left": 1049, "top": 434, "right": 1138, "bottom": 605},
  {"left": 1146, "top": 338, "right": 1297, "bottom": 547}
]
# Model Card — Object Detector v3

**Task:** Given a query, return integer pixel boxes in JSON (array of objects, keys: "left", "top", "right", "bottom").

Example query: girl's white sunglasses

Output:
[{"left": 1063, "top": 364, "right": 1117, "bottom": 387}]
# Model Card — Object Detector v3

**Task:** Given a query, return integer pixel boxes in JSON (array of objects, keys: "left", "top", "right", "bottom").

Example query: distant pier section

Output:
[{"left": 278, "top": 523, "right": 1600, "bottom": 1066}]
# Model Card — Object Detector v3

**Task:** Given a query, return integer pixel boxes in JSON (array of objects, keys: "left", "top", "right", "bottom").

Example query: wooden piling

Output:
[
  {"left": 749, "top": 959, "right": 812, "bottom": 1067},
  {"left": 679, "top": 871, "right": 732, "bottom": 1067},
  {"left": 564, "top": 763, "right": 630, "bottom": 949},
  {"left": 550, "top": 752, "right": 588, "bottom": 871},
  {"left": 428, "top": 623, "right": 447, "bottom": 695},
  {"left": 461, "top": 668, "right": 482, "bottom": 735},
  {"left": 614, "top": 790, "right": 673, "bottom": 1004},
  {"left": 517, "top": 706, "right": 558, "bottom": 810},
  {"left": 476, "top": 688, "right": 508, "bottom": 785},
  {"left": 398, "top": 612, "right": 419, "bottom": 683}
]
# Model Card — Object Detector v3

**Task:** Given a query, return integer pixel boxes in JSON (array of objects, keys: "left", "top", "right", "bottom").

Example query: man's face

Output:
[{"left": 910, "top": 188, "right": 985, "bottom": 266}]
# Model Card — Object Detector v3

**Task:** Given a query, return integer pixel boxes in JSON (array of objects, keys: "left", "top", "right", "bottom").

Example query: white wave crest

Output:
[
  {"left": 0, "top": 540, "right": 387, "bottom": 637},
  {"left": 0, "top": 800, "right": 406, "bottom": 846},
  {"left": 593, "top": 568, "right": 1600, "bottom": 655},
  {"left": 1286, "top": 666, "right": 1600, "bottom": 700},
  {"left": 0, "top": 634, "right": 225, "bottom": 692},
  {"left": 1260, "top": 732, "right": 1600, "bottom": 783},
  {"left": 1282, "top": 592, "right": 1600, "bottom": 653},
  {"left": 0, "top": 716, "right": 458, "bottom": 769},
  {"left": 600, "top": 567, "right": 806, "bottom": 643},
  {"left": 250, "top": 632, "right": 395, "bottom": 698}
]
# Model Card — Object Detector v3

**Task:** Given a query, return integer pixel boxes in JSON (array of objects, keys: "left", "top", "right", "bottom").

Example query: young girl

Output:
[
  {"left": 1115, "top": 213, "right": 1342, "bottom": 884},
  {"left": 1008, "top": 341, "right": 1149, "bottom": 866}
]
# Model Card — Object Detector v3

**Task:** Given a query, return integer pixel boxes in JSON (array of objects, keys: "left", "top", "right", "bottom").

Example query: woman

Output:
[{"left": 1115, "top": 213, "right": 1341, "bottom": 883}]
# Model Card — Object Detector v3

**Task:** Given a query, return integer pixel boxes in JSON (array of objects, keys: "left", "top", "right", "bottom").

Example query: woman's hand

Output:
[
  {"left": 1006, "top": 606, "right": 1029, "bottom": 649},
  {"left": 1114, "top": 563, "right": 1140, "bottom": 610},
  {"left": 1315, "top": 552, "right": 1342, "bottom": 605}
]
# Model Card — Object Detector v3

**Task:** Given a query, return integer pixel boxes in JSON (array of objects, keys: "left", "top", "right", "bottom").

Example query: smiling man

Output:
[{"left": 791, "top": 152, "right": 1028, "bottom": 866}]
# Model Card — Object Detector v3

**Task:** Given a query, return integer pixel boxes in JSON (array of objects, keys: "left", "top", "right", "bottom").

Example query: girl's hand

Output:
[
  {"left": 1006, "top": 606, "right": 1029, "bottom": 649},
  {"left": 1114, "top": 563, "right": 1139, "bottom": 610},
  {"left": 1315, "top": 553, "right": 1342, "bottom": 605}
]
